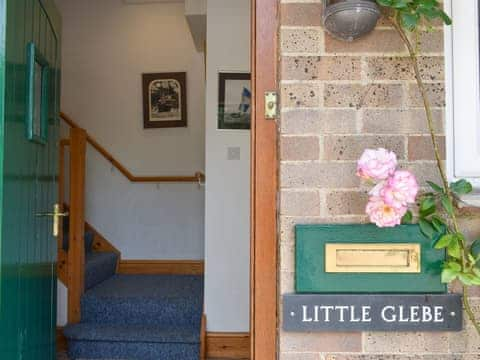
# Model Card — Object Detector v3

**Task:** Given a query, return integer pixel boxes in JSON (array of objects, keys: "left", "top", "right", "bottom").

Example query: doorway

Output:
[{"left": 0, "top": 0, "right": 278, "bottom": 358}]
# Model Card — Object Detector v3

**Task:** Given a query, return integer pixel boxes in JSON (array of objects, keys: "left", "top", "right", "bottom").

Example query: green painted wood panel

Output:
[
  {"left": 0, "top": 1, "right": 61, "bottom": 359},
  {"left": 296, "top": 224, "right": 446, "bottom": 294}
]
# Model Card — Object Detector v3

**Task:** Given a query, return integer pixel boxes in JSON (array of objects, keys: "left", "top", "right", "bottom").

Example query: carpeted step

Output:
[
  {"left": 64, "top": 323, "right": 200, "bottom": 360},
  {"left": 81, "top": 275, "right": 203, "bottom": 327},
  {"left": 85, "top": 252, "right": 119, "bottom": 291}
]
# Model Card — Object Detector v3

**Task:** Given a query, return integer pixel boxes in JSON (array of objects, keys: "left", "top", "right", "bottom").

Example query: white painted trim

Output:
[{"left": 445, "top": 0, "right": 480, "bottom": 189}]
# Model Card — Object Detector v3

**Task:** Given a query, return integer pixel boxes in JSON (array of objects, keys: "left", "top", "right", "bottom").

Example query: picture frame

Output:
[
  {"left": 218, "top": 72, "right": 251, "bottom": 130},
  {"left": 142, "top": 72, "right": 187, "bottom": 128}
]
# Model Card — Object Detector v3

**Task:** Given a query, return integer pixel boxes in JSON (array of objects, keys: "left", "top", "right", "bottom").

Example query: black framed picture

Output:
[
  {"left": 218, "top": 72, "right": 251, "bottom": 130},
  {"left": 142, "top": 72, "right": 187, "bottom": 128}
]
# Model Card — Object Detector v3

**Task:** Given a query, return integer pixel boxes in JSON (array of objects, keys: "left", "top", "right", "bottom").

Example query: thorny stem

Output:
[{"left": 390, "top": 16, "right": 480, "bottom": 336}]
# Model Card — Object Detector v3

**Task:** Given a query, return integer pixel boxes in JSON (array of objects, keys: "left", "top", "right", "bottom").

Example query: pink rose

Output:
[
  {"left": 381, "top": 170, "right": 419, "bottom": 209},
  {"left": 366, "top": 196, "right": 407, "bottom": 228},
  {"left": 356, "top": 148, "right": 398, "bottom": 181}
]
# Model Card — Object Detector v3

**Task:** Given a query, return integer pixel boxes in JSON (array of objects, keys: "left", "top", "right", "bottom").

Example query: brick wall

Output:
[{"left": 278, "top": 1, "right": 480, "bottom": 359}]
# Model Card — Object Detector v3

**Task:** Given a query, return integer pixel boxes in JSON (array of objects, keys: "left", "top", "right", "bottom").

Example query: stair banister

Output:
[
  {"left": 60, "top": 112, "right": 205, "bottom": 184},
  {"left": 67, "top": 127, "right": 87, "bottom": 323}
]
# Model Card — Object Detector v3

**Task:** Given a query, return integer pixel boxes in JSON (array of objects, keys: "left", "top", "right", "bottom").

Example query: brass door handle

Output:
[{"left": 35, "top": 204, "right": 69, "bottom": 237}]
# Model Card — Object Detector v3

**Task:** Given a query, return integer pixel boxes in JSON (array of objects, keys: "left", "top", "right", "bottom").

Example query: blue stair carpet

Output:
[
  {"left": 64, "top": 274, "right": 204, "bottom": 360},
  {"left": 85, "top": 251, "right": 119, "bottom": 291}
]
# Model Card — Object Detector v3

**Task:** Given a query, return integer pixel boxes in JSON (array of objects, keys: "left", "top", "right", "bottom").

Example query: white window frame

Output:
[{"left": 445, "top": 0, "right": 480, "bottom": 205}]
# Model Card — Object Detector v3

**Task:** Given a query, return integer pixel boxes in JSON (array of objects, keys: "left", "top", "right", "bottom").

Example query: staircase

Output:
[
  {"left": 58, "top": 116, "right": 206, "bottom": 359},
  {"left": 62, "top": 223, "right": 204, "bottom": 360}
]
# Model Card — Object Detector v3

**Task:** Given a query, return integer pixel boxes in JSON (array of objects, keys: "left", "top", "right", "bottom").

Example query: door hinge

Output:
[{"left": 265, "top": 91, "right": 278, "bottom": 120}]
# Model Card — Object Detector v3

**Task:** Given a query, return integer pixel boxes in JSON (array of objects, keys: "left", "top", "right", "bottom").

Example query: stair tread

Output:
[
  {"left": 83, "top": 274, "right": 203, "bottom": 299},
  {"left": 64, "top": 323, "right": 200, "bottom": 344}
]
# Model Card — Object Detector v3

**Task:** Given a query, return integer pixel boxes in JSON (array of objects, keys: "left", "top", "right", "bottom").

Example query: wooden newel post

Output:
[{"left": 67, "top": 127, "right": 87, "bottom": 323}]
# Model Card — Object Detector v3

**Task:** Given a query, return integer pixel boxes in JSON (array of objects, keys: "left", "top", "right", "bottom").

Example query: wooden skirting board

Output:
[
  {"left": 57, "top": 328, "right": 250, "bottom": 359},
  {"left": 206, "top": 332, "right": 250, "bottom": 359},
  {"left": 118, "top": 260, "right": 204, "bottom": 275}
]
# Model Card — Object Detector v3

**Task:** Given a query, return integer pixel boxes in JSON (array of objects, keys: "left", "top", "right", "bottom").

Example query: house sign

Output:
[{"left": 283, "top": 294, "right": 463, "bottom": 332}]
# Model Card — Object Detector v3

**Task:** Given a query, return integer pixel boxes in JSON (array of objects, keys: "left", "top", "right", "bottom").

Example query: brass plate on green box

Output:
[{"left": 295, "top": 224, "right": 446, "bottom": 293}]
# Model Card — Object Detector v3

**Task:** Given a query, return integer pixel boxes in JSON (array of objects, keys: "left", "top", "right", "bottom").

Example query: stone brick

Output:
[
  {"left": 280, "top": 3, "right": 323, "bottom": 26},
  {"left": 398, "top": 162, "right": 443, "bottom": 186},
  {"left": 407, "top": 83, "right": 445, "bottom": 108},
  {"left": 280, "top": 353, "right": 321, "bottom": 360},
  {"left": 450, "top": 280, "right": 480, "bottom": 298},
  {"left": 280, "top": 332, "right": 362, "bottom": 353},
  {"left": 282, "top": 83, "right": 322, "bottom": 108},
  {"left": 365, "top": 56, "right": 444, "bottom": 81},
  {"left": 280, "top": 241, "right": 294, "bottom": 272},
  {"left": 281, "top": 28, "right": 322, "bottom": 54},
  {"left": 281, "top": 109, "right": 357, "bottom": 135},
  {"left": 365, "top": 332, "right": 449, "bottom": 353},
  {"left": 325, "top": 30, "right": 406, "bottom": 53},
  {"left": 282, "top": 56, "right": 361, "bottom": 81},
  {"left": 449, "top": 325, "right": 480, "bottom": 353},
  {"left": 362, "top": 109, "right": 444, "bottom": 134},
  {"left": 326, "top": 355, "right": 463, "bottom": 360},
  {"left": 408, "top": 135, "right": 445, "bottom": 160},
  {"left": 324, "top": 84, "right": 403, "bottom": 108},
  {"left": 280, "top": 270, "right": 295, "bottom": 294},
  {"left": 281, "top": 136, "right": 320, "bottom": 161},
  {"left": 416, "top": 30, "right": 444, "bottom": 53},
  {"left": 326, "top": 191, "right": 368, "bottom": 216},
  {"left": 280, "top": 162, "right": 359, "bottom": 189},
  {"left": 323, "top": 135, "right": 405, "bottom": 160},
  {"left": 280, "top": 190, "right": 321, "bottom": 216}
]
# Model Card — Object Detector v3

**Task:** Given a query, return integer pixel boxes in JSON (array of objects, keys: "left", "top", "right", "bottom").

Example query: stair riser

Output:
[
  {"left": 84, "top": 254, "right": 118, "bottom": 290},
  {"left": 67, "top": 340, "right": 200, "bottom": 360},
  {"left": 81, "top": 298, "right": 202, "bottom": 327}
]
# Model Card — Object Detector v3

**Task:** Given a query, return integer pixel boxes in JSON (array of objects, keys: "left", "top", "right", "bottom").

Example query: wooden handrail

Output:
[{"left": 60, "top": 112, "right": 205, "bottom": 183}]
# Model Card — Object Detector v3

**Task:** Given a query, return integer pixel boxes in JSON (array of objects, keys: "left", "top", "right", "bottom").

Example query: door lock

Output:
[{"left": 36, "top": 203, "right": 69, "bottom": 237}]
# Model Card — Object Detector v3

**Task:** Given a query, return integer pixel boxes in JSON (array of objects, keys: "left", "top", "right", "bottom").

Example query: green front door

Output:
[{"left": 0, "top": 0, "right": 61, "bottom": 359}]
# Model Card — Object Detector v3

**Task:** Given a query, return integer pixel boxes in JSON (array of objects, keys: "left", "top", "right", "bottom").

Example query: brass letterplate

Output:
[{"left": 325, "top": 243, "right": 421, "bottom": 273}]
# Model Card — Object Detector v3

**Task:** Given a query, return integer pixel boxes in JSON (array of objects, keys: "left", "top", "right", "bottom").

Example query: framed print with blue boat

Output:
[{"left": 218, "top": 72, "right": 251, "bottom": 130}]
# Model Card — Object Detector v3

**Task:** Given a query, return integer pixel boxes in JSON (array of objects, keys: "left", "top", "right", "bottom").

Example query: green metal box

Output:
[{"left": 295, "top": 224, "right": 446, "bottom": 293}]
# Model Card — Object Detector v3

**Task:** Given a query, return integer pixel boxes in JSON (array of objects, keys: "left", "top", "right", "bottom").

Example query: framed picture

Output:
[
  {"left": 218, "top": 72, "right": 251, "bottom": 130},
  {"left": 142, "top": 72, "right": 187, "bottom": 128}
]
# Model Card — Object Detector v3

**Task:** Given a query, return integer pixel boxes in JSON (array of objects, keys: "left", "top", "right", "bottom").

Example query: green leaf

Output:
[
  {"left": 441, "top": 195, "right": 454, "bottom": 216},
  {"left": 450, "top": 179, "right": 473, "bottom": 195},
  {"left": 401, "top": 210, "right": 413, "bottom": 224},
  {"left": 441, "top": 268, "right": 458, "bottom": 283},
  {"left": 419, "top": 197, "right": 436, "bottom": 218},
  {"left": 400, "top": 11, "right": 420, "bottom": 31},
  {"left": 445, "top": 261, "right": 462, "bottom": 272},
  {"left": 431, "top": 215, "right": 447, "bottom": 233},
  {"left": 447, "top": 240, "right": 462, "bottom": 259},
  {"left": 419, "top": 219, "right": 436, "bottom": 240},
  {"left": 427, "top": 181, "right": 444, "bottom": 193},
  {"left": 435, "top": 234, "right": 454, "bottom": 249},
  {"left": 471, "top": 239, "right": 480, "bottom": 260},
  {"left": 376, "top": 0, "right": 394, "bottom": 6},
  {"left": 458, "top": 273, "right": 477, "bottom": 286}
]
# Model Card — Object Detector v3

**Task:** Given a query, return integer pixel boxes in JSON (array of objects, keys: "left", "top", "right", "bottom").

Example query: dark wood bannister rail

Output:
[{"left": 60, "top": 112, "right": 205, "bottom": 183}]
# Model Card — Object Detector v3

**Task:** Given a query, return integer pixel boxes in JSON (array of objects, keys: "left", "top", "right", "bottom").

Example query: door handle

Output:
[{"left": 36, "top": 203, "right": 69, "bottom": 237}]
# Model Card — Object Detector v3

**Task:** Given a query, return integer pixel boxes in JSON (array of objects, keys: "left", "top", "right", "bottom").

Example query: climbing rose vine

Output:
[{"left": 357, "top": 148, "right": 419, "bottom": 227}]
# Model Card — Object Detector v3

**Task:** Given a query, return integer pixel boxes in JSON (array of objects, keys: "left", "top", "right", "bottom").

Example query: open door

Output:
[{"left": 0, "top": 0, "right": 61, "bottom": 358}]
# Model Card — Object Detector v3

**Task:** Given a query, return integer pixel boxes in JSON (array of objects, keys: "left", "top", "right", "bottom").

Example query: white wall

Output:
[
  {"left": 204, "top": 0, "right": 251, "bottom": 332},
  {"left": 56, "top": 0, "right": 205, "bottom": 260}
]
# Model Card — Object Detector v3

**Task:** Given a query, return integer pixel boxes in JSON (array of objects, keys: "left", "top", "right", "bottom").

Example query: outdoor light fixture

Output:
[{"left": 323, "top": 0, "right": 380, "bottom": 41}]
